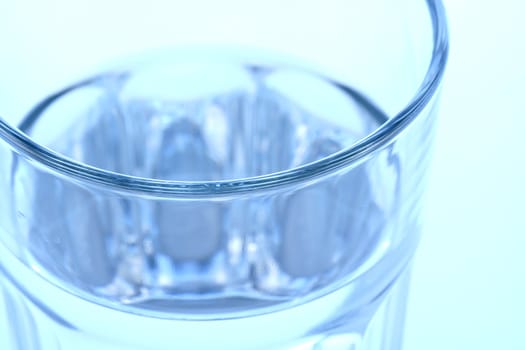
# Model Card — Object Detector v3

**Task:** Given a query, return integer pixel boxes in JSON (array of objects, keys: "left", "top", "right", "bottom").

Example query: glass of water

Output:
[{"left": 0, "top": 1, "right": 448, "bottom": 349}]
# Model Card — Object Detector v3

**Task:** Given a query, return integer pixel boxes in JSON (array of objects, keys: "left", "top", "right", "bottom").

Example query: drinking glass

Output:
[{"left": 0, "top": 1, "right": 448, "bottom": 349}]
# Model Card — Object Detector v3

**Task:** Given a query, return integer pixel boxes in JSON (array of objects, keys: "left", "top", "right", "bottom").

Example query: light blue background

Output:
[{"left": 405, "top": 1, "right": 525, "bottom": 349}]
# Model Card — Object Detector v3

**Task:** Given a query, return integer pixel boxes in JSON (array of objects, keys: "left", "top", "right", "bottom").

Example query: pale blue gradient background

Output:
[
  {"left": 405, "top": 1, "right": 525, "bottom": 349},
  {"left": 1, "top": 1, "right": 524, "bottom": 349}
]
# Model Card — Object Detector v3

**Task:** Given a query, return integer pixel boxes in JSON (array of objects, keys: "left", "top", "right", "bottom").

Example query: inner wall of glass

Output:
[{"left": 23, "top": 49, "right": 386, "bottom": 181}]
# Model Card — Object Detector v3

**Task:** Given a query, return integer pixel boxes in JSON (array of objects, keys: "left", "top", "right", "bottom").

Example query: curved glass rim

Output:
[{"left": 0, "top": 0, "right": 449, "bottom": 197}]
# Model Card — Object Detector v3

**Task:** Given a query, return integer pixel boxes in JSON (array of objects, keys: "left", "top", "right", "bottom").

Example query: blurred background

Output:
[
  {"left": 1, "top": 0, "right": 524, "bottom": 349},
  {"left": 404, "top": 1, "right": 525, "bottom": 349}
]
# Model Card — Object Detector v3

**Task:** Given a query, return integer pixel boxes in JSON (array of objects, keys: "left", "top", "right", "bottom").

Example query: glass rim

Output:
[{"left": 0, "top": 0, "right": 449, "bottom": 197}]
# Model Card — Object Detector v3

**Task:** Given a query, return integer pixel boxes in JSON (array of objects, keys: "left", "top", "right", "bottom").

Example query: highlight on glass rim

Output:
[{"left": 0, "top": 0, "right": 448, "bottom": 349}]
